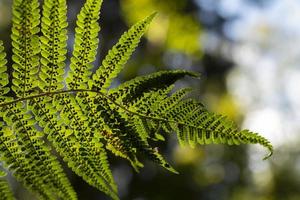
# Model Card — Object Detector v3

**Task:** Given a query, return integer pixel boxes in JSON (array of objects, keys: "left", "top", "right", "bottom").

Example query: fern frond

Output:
[
  {"left": 55, "top": 1, "right": 118, "bottom": 195},
  {"left": 0, "top": 180, "right": 14, "bottom": 200},
  {"left": 133, "top": 90, "right": 273, "bottom": 158},
  {"left": 0, "top": 41, "right": 10, "bottom": 103},
  {"left": 55, "top": 94, "right": 117, "bottom": 189},
  {"left": 94, "top": 96, "right": 178, "bottom": 174},
  {"left": 73, "top": 92, "right": 120, "bottom": 175},
  {"left": 74, "top": 91, "right": 145, "bottom": 172},
  {"left": 39, "top": 0, "right": 68, "bottom": 92},
  {"left": 66, "top": 0, "right": 103, "bottom": 89},
  {"left": 125, "top": 87, "right": 174, "bottom": 141},
  {"left": 89, "top": 12, "right": 157, "bottom": 92},
  {"left": 109, "top": 70, "right": 198, "bottom": 106},
  {"left": 72, "top": 12, "right": 193, "bottom": 175},
  {"left": 11, "top": 0, "right": 40, "bottom": 97},
  {"left": 50, "top": 94, "right": 118, "bottom": 199},
  {"left": 0, "top": 170, "right": 15, "bottom": 200},
  {"left": 32, "top": 0, "right": 118, "bottom": 197},
  {"left": 0, "top": 123, "right": 52, "bottom": 199},
  {"left": 151, "top": 88, "right": 193, "bottom": 116},
  {"left": 28, "top": 97, "right": 119, "bottom": 200},
  {"left": 1, "top": 103, "right": 76, "bottom": 200},
  {"left": 109, "top": 69, "right": 272, "bottom": 158},
  {"left": 72, "top": 12, "right": 163, "bottom": 173},
  {"left": 65, "top": 7, "right": 157, "bottom": 175}
]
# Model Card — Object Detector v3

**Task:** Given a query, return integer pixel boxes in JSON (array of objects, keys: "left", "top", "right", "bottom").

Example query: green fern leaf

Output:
[
  {"left": 134, "top": 89, "right": 273, "bottom": 159},
  {"left": 0, "top": 123, "right": 53, "bottom": 199},
  {"left": 52, "top": 94, "right": 118, "bottom": 198},
  {"left": 29, "top": 97, "right": 120, "bottom": 200},
  {"left": 0, "top": 41, "right": 10, "bottom": 103},
  {"left": 93, "top": 96, "right": 178, "bottom": 174},
  {"left": 58, "top": 1, "right": 118, "bottom": 195},
  {"left": 73, "top": 13, "right": 160, "bottom": 170},
  {"left": 109, "top": 70, "right": 198, "bottom": 105},
  {"left": 125, "top": 87, "right": 174, "bottom": 141},
  {"left": 66, "top": 0, "right": 103, "bottom": 89},
  {"left": 65, "top": 4, "right": 157, "bottom": 175},
  {"left": 35, "top": 0, "right": 117, "bottom": 197},
  {"left": 1, "top": 103, "right": 77, "bottom": 200},
  {"left": 89, "top": 12, "right": 157, "bottom": 92},
  {"left": 72, "top": 12, "right": 191, "bottom": 175},
  {"left": 28, "top": 95, "right": 118, "bottom": 199},
  {"left": 0, "top": 170, "right": 15, "bottom": 200},
  {"left": 11, "top": 0, "right": 40, "bottom": 97},
  {"left": 8, "top": 4, "right": 76, "bottom": 195},
  {"left": 39, "top": 0, "right": 68, "bottom": 92}
]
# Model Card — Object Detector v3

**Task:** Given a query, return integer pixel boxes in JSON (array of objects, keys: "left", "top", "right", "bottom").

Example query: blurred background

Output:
[{"left": 1, "top": 0, "right": 300, "bottom": 199}]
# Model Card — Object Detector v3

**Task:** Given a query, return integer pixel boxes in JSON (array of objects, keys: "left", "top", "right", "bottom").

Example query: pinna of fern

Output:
[{"left": 0, "top": 0, "right": 273, "bottom": 199}]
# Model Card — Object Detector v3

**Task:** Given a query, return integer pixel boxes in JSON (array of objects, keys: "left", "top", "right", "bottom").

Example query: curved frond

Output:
[
  {"left": 11, "top": 0, "right": 40, "bottom": 97},
  {"left": 48, "top": 94, "right": 118, "bottom": 199},
  {"left": 109, "top": 70, "right": 198, "bottom": 106},
  {"left": 66, "top": 0, "right": 103, "bottom": 89},
  {"left": 89, "top": 12, "right": 157, "bottom": 92},
  {"left": 93, "top": 96, "right": 178, "bottom": 173},
  {"left": 1, "top": 103, "right": 76, "bottom": 200},
  {"left": 131, "top": 88, "right": 273, "bottom": 159}
]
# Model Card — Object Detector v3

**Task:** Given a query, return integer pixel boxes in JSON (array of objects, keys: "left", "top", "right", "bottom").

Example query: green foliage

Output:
[
  {"left": 0, "top": 170, "right": 15, "bottom": 200},
  {"left": 11, "top": 0, "right": 40, "bottom": 97},
  {"left": 67, "top": 0, "right": 103, "bottom": 90},
  {"left": 40, "top": 0, "right": 68, "bottom": 92},
  {"left": 0, "top": 0, "right": 273, "bottom": 199},
  {"left": 90, "top": 12, "right": 157, "bottom": 92}
]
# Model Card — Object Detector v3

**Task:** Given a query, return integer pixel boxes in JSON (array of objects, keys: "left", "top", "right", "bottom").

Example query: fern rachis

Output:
[{"left": 0, "top": 0, "right": 273, "bottom": 200}]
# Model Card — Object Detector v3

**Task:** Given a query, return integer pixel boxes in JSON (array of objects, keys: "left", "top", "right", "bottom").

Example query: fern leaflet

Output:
[
  {"left": 11, "top": 0, "right": 40, "bottom": 97},
  {"left": 67, "top": 0, "right": 103, "bottom": 89},
  {"left": 40, "top": 0, "right": 68, "bottom": 92},
  {"left": 89, "top": 12, "right": 157, "bottom": 92}
]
